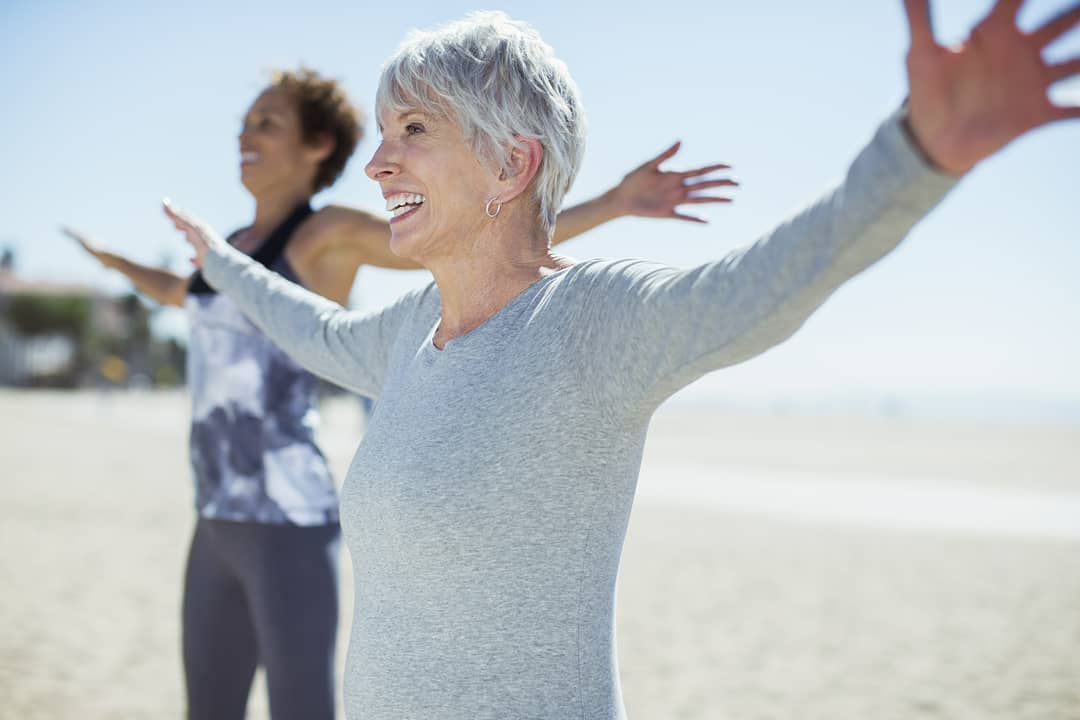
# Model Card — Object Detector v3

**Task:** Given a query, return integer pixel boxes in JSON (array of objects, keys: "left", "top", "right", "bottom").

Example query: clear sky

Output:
[{"left": 3, "top": 0, "right": 1078, "bottom": 419}]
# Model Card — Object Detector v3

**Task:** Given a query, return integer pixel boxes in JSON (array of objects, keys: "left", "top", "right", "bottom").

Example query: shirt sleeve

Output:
[
  {"left": 201, "top": 244, "right": 423, "bottom": 398},
  {"left": 572, "top": 107, "right": 960, "bottom": 417}
]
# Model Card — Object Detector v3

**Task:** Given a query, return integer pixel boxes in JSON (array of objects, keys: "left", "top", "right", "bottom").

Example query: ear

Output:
[
  {"left": 495, "top": 137, "right": 543, "bottom": 204},
  {"left": 304, "top": 132, "right": 336, "bottom": 164}
]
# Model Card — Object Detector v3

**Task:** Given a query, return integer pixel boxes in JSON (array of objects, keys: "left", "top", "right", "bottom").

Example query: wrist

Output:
[
  {"left": 901, "top": 100, "right": 971, "bottom": 178},
  {"left": 599, "top": 185, "right": 630, "bottom": 220}
]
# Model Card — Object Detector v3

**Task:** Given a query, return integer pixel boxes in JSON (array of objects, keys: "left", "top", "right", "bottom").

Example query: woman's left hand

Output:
[
  {"left": 904, "top": 0, "right": 1080, "bottom": 176},
  {"left": 162, "top": 199, "right": 226, "bottom": 268},
  {"left": 609, "top": 142, "right": 738, "bottom": 224}
]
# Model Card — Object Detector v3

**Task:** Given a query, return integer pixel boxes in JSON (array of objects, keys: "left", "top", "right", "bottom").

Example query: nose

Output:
[{"left": 365, "top": 141, "right": 399, "bottom": 182}]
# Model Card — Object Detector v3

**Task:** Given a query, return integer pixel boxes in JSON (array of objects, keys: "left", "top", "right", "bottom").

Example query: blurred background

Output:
[
  {"left": 2, "top": 0, "right": 1077, "bottom": 420},
  {"left": 2, "top": 2, "right": 1079, "bottom": 719}
]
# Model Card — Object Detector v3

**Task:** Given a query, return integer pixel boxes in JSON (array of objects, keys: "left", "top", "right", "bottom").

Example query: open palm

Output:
[
  {"left": 904, "top": 0, "right": 1080, "bottom": 175},
  {"left": 611, "top": 142, "right": 737, "bottom": 224}
]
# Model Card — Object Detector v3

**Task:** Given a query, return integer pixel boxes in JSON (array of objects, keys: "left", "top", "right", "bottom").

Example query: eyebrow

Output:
[{"left": 377, "top": 110, "right": 428, "bottom": 134}]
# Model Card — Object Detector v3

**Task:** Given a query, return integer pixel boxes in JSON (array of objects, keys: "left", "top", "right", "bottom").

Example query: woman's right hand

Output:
[
  {"left": 61, "top": 226, "right": 116, "bottom": 269},
  {"left": 162, "top": 199, "right": 226, "bottom": 269}
]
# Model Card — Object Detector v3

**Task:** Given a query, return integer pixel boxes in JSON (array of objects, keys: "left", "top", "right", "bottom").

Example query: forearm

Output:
[
  {"left": 627, "top": 108, "right": 960, "bottom": 407},
  {"left": 702, "top": 109, "right": 957, "bottom": 361},
  {"left": 551, "top": 189, "right": 622, "bottom": 246},
  {"left": 100, "top": 253, "right": 189, "bottom": 307},
  {"left": 201, "top": 242, "right": 379, "bottom": 394}
]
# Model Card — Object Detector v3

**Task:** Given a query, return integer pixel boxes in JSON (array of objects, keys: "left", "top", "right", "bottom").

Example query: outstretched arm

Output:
[
  {"left": 581, "top": 0, "right": 1079, "bottom": 415},
  {"left": 62, "top": 226, "right": 190, "bottom": 307},
  {"left": 162, "top": 201, "right": 409, "bottom": 397}
]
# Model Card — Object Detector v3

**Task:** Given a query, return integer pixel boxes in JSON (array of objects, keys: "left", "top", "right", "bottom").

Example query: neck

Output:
[
  {"left": 426, "top": 212, "right": 569, "bottom": 348},
  {"left": 249, "top": 184, "right": 313, "bottom": 238}
]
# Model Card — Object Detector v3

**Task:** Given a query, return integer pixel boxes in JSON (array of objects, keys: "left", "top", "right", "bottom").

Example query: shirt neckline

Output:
[{"left": 424, "top": 264, "right": 575, "bottom": 356}]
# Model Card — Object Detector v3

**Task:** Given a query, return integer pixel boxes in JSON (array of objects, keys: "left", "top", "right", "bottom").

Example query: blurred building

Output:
[{"left": 0, "top": 249, "right": 184, "bottom": 388}]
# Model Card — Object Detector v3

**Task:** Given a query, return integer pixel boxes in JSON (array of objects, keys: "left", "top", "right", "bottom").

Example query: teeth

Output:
[
  {"left": 241, "top": 152, "right": 260, "bottom": 163},
  {"left": 385, "top": 193, "right": 425, "bottom": 212}
]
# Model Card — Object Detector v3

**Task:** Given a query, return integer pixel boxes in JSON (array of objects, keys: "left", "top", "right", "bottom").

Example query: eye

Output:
[{"left": 405, "top": 122, "right": 424, "bottom": 135}]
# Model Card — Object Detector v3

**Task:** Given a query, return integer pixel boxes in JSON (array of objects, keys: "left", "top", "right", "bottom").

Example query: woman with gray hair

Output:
[{"left": 166, "top": 3, "right": 1079, "bottom": 717}]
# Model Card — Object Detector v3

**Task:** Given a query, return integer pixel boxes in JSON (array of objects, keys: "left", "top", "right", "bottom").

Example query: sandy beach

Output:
[{"left": 2, "top": 389, "right": 1078, "bottom": 719}]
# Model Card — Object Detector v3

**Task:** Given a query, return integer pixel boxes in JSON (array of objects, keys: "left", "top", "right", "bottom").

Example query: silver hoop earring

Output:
[{"left": 485, "top": 197, "right": 502, "bottom": 219}]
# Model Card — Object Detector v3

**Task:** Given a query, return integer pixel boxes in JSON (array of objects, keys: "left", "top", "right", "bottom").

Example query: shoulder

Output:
[
  {"left": 556, "top": 258, "right": 678, "bottom": 293},
  {"left": 288, "top": 205, "right": 383, "bottom": 248},
  {"left": 288, "top": 204, "right": 389, "bottom": 270},
  {"left": 313, "top": 204, "right": 385, "bottom": 239}
]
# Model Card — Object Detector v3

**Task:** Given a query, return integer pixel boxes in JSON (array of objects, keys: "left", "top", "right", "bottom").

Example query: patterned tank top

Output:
[{"left": 184, "top": 203, "right": 338, "bottom": 525}]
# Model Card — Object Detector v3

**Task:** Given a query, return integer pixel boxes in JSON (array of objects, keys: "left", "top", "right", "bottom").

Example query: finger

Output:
[
  {"left": 647, "top": 141, "right": 682, "bottom": 169},
  {"left": 162, "top": 197, "right": 188, "bottom": 224},
  {"left": 902, "top": 0, "right": 937, "bottom": 48},
  {"left": 1031, "top": 3, "right": 1080, "bottom": 48},
  {"left": 60, "top": 225, "right": 90, "bottom": 244},
  {"left": 678, "top": 163, "right": 733, "bottom": 179},
  {"left": 671, "top": 211, "right": 707, "bottom": 224},
  {"left": 1051, "top": 104, "right": 1080, "bottom": 121},
  {"left": 162, "top": 199, "right": 195, "bottom": 231},
  {"left": 162, "top": 199, "right": 180, "bottom": 224},
  {"left": 683, "top": 178, "right": 740, "bottom": 191},
  {"left": 989, "top": 0, "right": 1024, "bottom": 23},
  {"left": 681, "top": 196, "right": 733, "bottom": 204},
  {"left": 60, "top": 226, "right": 95, "bottom": 252},
  {"left": 162, "top": 198, "right": 183, "bottom": 222},
  {"left": 1048, "top": 57, "right": 1080, "bottom": 83}
]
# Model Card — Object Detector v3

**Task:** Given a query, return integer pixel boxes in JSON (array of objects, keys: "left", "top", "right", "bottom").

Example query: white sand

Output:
[{"left": 1, "top": 389, "right": 1078, "bottom": 719}]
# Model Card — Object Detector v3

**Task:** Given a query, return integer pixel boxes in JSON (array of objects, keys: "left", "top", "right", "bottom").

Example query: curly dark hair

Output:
[{"left": 270, "top": 67, "right": 363, "bottom": 193}]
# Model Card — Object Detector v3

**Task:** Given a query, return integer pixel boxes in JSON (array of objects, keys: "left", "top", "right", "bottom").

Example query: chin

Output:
[
  {"left": 239, "top": 169, "right": 260, "bottom": 195},
  {"left": 390, "top": 228, "right": 438, "bottom": 266},
  {"left": 388, "top": 233, "right": 417, "bottom": 261}
]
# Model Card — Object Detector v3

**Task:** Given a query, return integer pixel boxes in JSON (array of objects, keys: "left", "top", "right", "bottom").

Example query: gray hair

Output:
[{"left": 376, "top": 11, "right": 586, "bottom": 235}]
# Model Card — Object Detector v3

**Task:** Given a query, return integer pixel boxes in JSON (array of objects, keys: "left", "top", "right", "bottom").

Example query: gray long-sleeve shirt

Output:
[{"left": 203, "top": 110, "right": 956, "bottom": 719}]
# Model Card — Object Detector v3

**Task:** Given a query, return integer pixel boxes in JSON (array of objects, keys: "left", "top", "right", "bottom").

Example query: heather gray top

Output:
[{"left": 202, "top": 111, "right": 956, "bottom": 720}]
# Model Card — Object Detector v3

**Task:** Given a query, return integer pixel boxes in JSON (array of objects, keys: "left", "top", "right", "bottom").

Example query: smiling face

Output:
[
  {"left": 238, "top": 87, "right": 325, "bottom": 197},
  {"left": 365, "top": 106, "right": 498, "bottom": 262}
]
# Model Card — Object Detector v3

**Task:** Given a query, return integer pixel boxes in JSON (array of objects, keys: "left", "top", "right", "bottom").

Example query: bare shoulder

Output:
[
  {"left": 293, "top": 203, "right": 412, "bottom": 272},
  {"left": 316, "top": 204, "right": 388, "bottom": 243},
  {"left": 289, "top": 205, "right": 383, "bottom": 256}
]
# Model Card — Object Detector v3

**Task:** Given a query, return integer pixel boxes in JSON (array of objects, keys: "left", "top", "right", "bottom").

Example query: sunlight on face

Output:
[{"left": 366, "top": 105, "right": 497, "bottom": 262}]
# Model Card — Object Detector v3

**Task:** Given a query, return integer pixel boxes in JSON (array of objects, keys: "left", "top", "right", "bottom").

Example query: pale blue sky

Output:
[{"left": 3, "top": 1, "right": 1078, "bottom": 418}]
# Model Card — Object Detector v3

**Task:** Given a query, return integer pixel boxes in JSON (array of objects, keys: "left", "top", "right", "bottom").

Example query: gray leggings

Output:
[{"left": 182, "top": 517, "right": 341, "bottom": 720}]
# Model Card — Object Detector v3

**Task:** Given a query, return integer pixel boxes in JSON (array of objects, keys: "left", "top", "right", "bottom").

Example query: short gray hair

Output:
[{"left": 376, "top": 11, "right": 586, "bottom": 235}]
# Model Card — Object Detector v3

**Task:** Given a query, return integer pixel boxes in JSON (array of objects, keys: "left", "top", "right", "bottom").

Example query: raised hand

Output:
[
  {"left": 609, "top": 142, "right": 738, "bottom": 224},
  {"left": 904, "top": 0, "right": 1080, "bottom": 175},
  {"left": 162, "top": 199, "right": 226, "bottom": 269}
]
